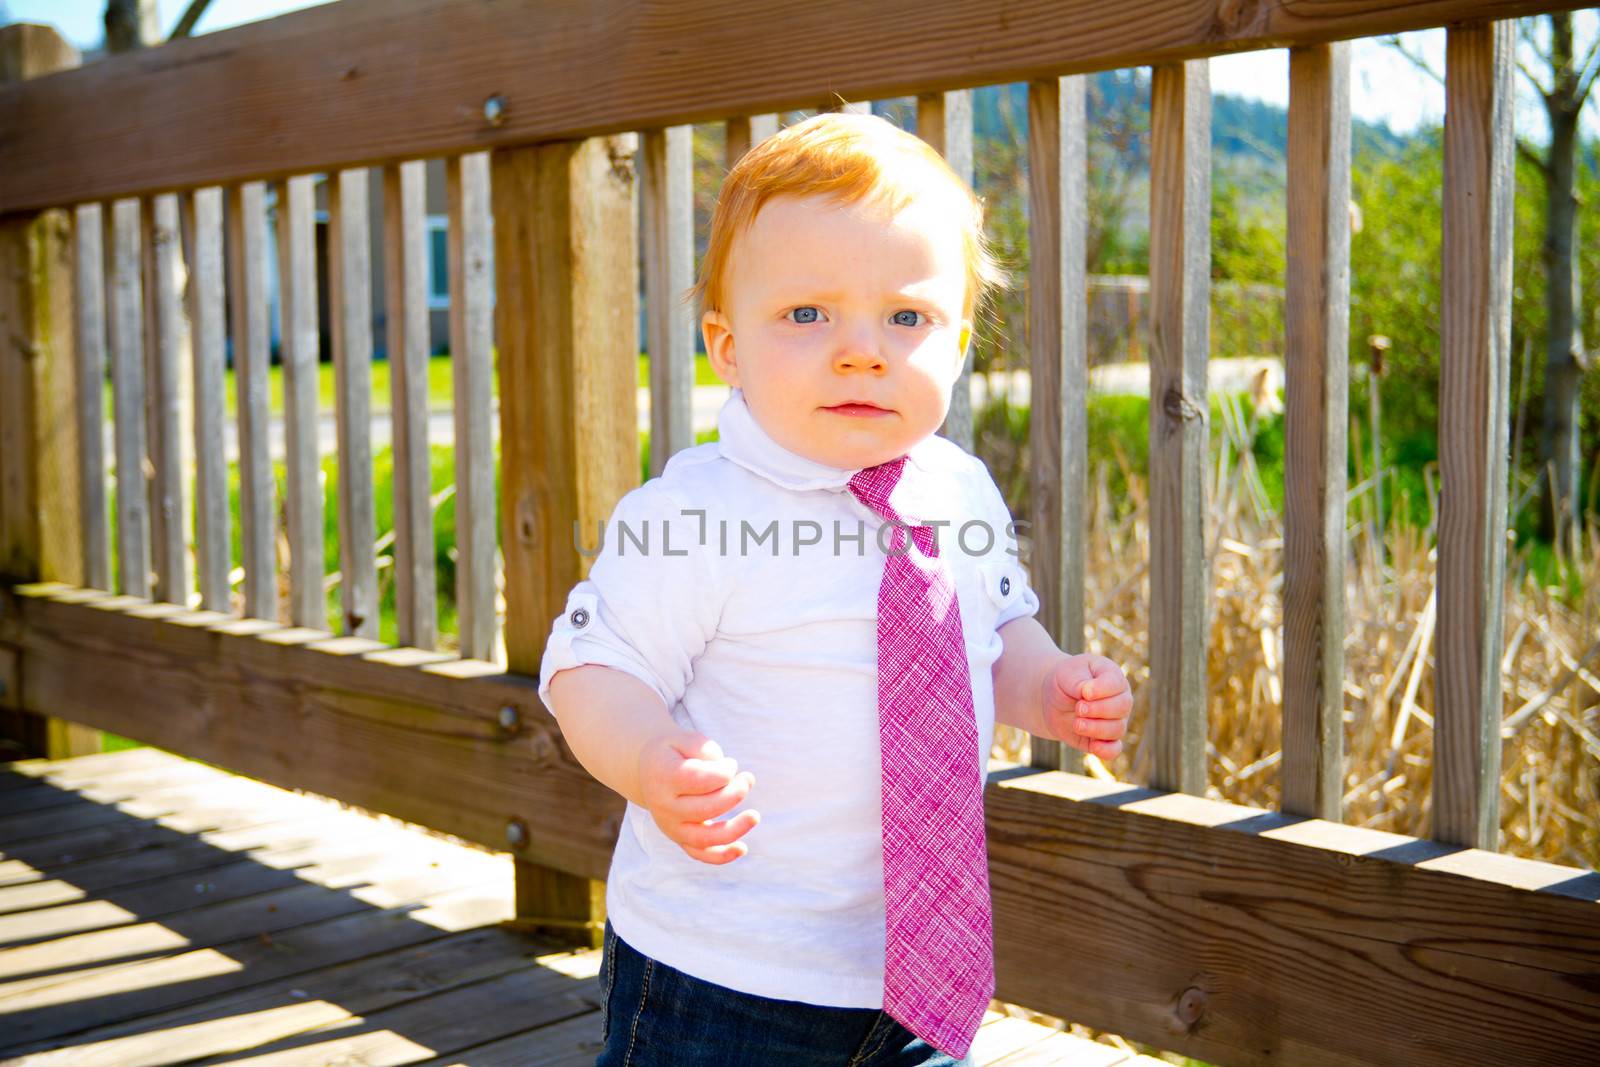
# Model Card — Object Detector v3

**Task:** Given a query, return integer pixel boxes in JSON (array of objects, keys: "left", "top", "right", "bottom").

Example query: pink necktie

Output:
[{"left": 847, "top": 454, "right": 993, "bottom": 1060}]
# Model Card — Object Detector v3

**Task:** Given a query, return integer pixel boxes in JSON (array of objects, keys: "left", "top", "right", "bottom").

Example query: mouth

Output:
[{"left": 822, "top": 400, "right": 894, "bottom": 417}]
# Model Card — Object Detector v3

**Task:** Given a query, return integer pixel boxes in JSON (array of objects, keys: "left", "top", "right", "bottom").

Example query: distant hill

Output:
[{"left": 967, "top": 74, "right": 1412, "bottom": 169}]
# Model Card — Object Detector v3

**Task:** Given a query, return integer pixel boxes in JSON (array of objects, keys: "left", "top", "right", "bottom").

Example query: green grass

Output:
[{"left": 102, "top": 352, "right": 725, "bottom": 421}]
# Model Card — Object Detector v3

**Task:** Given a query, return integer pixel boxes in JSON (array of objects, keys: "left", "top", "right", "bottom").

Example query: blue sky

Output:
[{"left": 5, "top": 1, "right": 1596, "bottom": 141}]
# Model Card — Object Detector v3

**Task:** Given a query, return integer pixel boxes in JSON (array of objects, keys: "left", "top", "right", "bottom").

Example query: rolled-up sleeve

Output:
[
  {"left": 537, "top": 481, "right": 722, "bottom": 718},
  {"left": 971, "top": 458, "right": 1041, "bottom": 631}
]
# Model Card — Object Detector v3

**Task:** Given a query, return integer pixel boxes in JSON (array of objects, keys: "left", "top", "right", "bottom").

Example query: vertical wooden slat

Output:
[
  {"left": 382, "top": 160, "right": 437, "bottom": 650},
  {"left": 1282, "top": 42, "right": 1352, "bottom": 822},
  {"left": 73, "top": 203, "right": 111, "bottom": 592},
  {"left": 106, "top": 198, "right": 151, "bottom": 599},
  {"left": 181, "top": 187, "right": 231, "bottom": 612},
  {"left": 141, "top": 193, "right": 191, "bottom": 606},
  {"left": 1147, "top": 60, "right": 1211, "bottom": 796},
  {"left": 1437, "top": 20, "right": 1514, "bottom": 851},
  {"left": 447, "top": 151, "right": 497, "bottom": 661},
  {"left": 274, "top": 174, "right": 326, "bottom": 630},
  {"left": 492, "top": 134, "right": 638, "bottom": 947},
  {"left": 918, "top": 89, "right": 979, "bottom": 455},
  {"left": 1025, "top": 76, "right": 1090, "bottom": 774},
  {"left": 725, "top": 114, "right": 778, "bottom": 168},
  {"left": 642, "top": 125, "right": 695, "bottom": 476},
  {"left": 227, "top": 181, "right": 276, "bottom": 621},
  {"left": 327, "top": 168, "right": 379, "bottom": 639}
]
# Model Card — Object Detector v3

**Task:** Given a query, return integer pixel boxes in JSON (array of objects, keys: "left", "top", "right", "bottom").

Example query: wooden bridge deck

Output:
[{"left": 0, "top": 747, "right": 1167, "bottom": 1067}]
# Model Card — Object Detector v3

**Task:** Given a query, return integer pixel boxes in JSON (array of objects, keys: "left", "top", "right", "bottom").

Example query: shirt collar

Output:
[{"left": 715, "top": 387, "right": 946, "bottom": 494}]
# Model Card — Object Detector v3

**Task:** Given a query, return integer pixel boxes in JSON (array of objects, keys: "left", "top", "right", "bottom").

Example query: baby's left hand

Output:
[{"left": 1043, "top": 654, "right": 1132, "bottom": 761}]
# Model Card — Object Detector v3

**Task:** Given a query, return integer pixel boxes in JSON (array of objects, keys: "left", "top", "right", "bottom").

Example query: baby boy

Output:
[{"left": 538, "top": 112, "right": 1132, "bottom": 1066}]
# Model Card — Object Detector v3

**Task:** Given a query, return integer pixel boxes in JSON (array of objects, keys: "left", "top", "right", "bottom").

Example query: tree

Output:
[
  {"left": 1516, "top": 15, "right": 1599, "bottom": 548},
  {"left": 1386, "top": 19, "right": 1598, "bottom": 548},
  {"left": 104, "top": 0, "right": 214, "bottom": 53}
]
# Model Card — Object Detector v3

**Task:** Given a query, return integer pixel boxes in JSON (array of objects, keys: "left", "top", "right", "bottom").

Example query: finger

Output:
[
  {"left": 674, "top": 754, "right": 741, "bottom": 795},
  {"left": 675, "top": 808, "right": 760, "bottom": 851},
  {"left": 684, "top": 840, "right": 749, "bottom": 864},
  {"left": 1049, "top": 657, "right": 1095, "bottom": 703},
  {"left": 674, "top": 771, "right": 755, "bottom": 821},
  {"left": 1075, "top": 691, "right": 1133, "bottom": 720},
  {"left": 1079, "top": 657, "right": 1128, "bottom": 700},
  {"left": 1070, "top": 714, "right": 1126, "bottom": 741},
  {"left": 1086, "top": 738, "right": 1124, "bottom": 760}
]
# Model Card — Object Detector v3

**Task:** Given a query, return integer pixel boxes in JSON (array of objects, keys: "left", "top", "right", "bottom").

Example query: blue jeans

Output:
[{"left": 597, "top": 919, "right": 978, "bottom": 1066}]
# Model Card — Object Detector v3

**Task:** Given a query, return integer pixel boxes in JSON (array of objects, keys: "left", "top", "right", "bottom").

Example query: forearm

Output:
[
  {"left": 546, "top": 664, "right": 680, "bottom": 807},
  {"left": 992, "top": 616, "right": 1071, "bottom": 741}
]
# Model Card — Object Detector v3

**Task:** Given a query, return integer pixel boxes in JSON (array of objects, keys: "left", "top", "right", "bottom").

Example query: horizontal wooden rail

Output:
[
  {"left": 987, "top": 767, "right": 1600, "bottom": 1065},
  {"left": 0, "top": 582, "right": 619, "bottom": 880},
  {"left": 0, "top": 0, "right": 1591, "bottom": 213}
]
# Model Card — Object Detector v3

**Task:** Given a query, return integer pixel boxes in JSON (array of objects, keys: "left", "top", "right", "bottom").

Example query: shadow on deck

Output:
[{"left": 0, "top": 748, "right": 1164, "bottom": 1066}]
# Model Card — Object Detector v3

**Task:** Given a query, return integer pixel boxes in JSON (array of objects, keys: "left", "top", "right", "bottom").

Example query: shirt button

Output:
[
  {"left": 570, "top": 607, "right": 591, "bottom": 628},
  {"left": 999, "top": 576, "right": 1011, "bottom": 596}
]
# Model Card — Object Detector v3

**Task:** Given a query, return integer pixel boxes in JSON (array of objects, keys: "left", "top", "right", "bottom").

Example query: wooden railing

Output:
[{"left": 1, "top": 3, "right": 1596, "bottom": 1064}]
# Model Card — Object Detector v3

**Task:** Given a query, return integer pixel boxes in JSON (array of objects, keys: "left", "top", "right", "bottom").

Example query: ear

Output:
[{"left": 702, "top": 310, "right": 739, "bottom": 388}]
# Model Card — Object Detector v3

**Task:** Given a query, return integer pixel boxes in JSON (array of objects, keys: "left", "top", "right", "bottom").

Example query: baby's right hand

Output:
[{"left": 636, "top": 732, "right": 759, "bottom": 865}]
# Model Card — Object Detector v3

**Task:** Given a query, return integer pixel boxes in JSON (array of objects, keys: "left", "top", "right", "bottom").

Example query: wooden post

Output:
[
  {"left": 1436, "top": 21, "right": 1514, "bottom": 851},
  {"left": 493, "top": 134, "right": 639, "bottom": 948},
  {"left": 1024, "top": 76, "right": 1089, "bottom": 774},
  {"left": 1147, "top": 60, "right": 1211, "bottom": 796},
  {"left": 1282, "top": 42, "right": 1352, "bottom": 823},
  {"left": 0, "top": 23, "right": 101, "bottom": 759}
]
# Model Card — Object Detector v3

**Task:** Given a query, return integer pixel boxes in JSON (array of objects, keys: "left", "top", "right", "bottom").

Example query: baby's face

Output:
[{"left": 702, "top": 192, "right": 971, "bottom": 471}]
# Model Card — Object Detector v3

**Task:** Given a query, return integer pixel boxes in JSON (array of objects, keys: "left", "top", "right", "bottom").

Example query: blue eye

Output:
[
  {"left": 892, "top": 310, "right": 925, "bottom": 327},
  {"left": 789, "top": 306, "right": 820, "bottom": 324}
]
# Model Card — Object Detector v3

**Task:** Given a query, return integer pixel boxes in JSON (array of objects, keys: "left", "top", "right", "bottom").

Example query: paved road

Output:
[{"left": 107, "top": 359, "right": 1281, "bottom": 464}]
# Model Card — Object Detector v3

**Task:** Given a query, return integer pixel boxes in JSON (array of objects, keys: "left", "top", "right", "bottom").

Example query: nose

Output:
[{"left": 831, "top": 322, "right": 886, "bottom": 375}]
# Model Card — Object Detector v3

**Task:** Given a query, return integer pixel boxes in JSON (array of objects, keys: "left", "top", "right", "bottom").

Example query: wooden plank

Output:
[
  {"left": 274, "top": 174, "right": 326, "bottom": 630},
  {"left": 0, "top": 758, "right": 221, "bottom": 817},
  {"left": 986, "top": 769, "right": 1600, "bottom": 1067},
  {"left": 492, "top": 135, "right": 639, "bottom": 944},
  {"left": 381, "top": 160, "right": 437, "bottom": 650},
  {"left": 0, "top": 775, "right": 273, "bottom": 850},
  {"left": 172, "top": 964, "right": 594, "bottom": 1065},
  {"left": 0, "top": 583, "right": 620, "bottom": 878},
  {"left": 724, "top": 114, "right": 778, "bottom": 168},
  {"left": 1, "top": 919, "right": 540, "bottom": 1065},
  {"left": 139, "top": 193, "right": 192, "bottom": 607},
  {"left": 3, "top": 0, "right": 1591, "bottom": 214},
  {"left": 1436, "top": 20, "right": 1514, "bottom": 851},
  {"left": 0, "top": 848, "right": 498, "bottom": 1021},
  {"left": 446, "top": 152, "right": 497, "bottom": 660},
  {"left": 327, "top": 168, "right": 379, "bottom": 639},
  {"left": 71, "top": 204, "right": 111, "bottom": 592},
  {"left": 919, "top": 89, "right": 978, "bottom": 454},
  {"left": 180, "top": 187, "right": 231, "bottom": 613},
  {"left": 1146, "top": 60, "right": 1210, "bottom": 796},
  {"left": 641, "top": 125, "right": 695, "bottom": 476},
  {"left": 105, "top": 199, "right": 151, "bottom": 600},
  {"left": 1025, "top": 76, "right": 1089, "bottom": 775},
  {"left": 226, "top": 181, "right": 277, "bottom": 622},
  {"left": 0, "top": 806, "right": 342, "bottom": 888},
  {"left": 0, "top": 825, "right": 425, "bottom": 946},
  {"left": 1282, "top": 42, "right": 1351, "bottom": 823}
]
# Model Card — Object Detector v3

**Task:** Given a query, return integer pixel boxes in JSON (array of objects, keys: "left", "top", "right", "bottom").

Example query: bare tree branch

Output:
[
  {"left": 1577, "top": 35, "right": 1600, "bottom": 103},
  {"left": 1518, "top": 18, "right": 1554, "bottom": 67},
  {"left": 1380, "top": 34, "right": 1444, "bottom": 86},
  {"left": 1517, "top": 136, "right": 1551, "bottom": 176},
  {"left": 169, "top": 0, "right": 214, "bottom": 40},
  {"left": 1515, "top": 53, "right": 1554, "bottom": 99}
]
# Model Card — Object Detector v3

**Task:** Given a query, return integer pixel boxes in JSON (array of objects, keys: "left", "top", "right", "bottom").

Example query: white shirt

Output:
[{"left": 537, "top": 386, "right": 1040, "bottom": 1008}]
